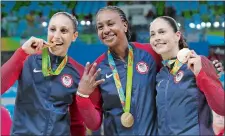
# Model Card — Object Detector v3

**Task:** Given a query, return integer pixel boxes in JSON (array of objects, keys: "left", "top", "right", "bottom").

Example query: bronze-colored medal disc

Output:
[{"left": 121, "top": 112, "right": 134, "bottom": 128}]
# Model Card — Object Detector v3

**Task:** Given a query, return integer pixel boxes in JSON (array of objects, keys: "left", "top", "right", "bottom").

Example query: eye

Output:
[
  {"left": 150, "top": 33, "right": 155, "bottom": 37},
  {"left": 159, "top": 30, "right": 165, "bottom": 34},
  {"left": 49, "top": 28, "right": 55, "bottom": 32},
  {"left": 108, "top": 23, "right": 114, "bottom": 26},
  {"left": 97, "top": 25, "right": 103, "bottom": 30},
  {"left": 61, "top": 28, "right": 68, "bottom": 33}
]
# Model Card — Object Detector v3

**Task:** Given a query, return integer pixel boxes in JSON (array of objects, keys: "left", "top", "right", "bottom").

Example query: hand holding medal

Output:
[
  {"left": 177, "top": 48, "right": 191, "bottom": 64},
  {"left": 22, "top": 36, "right": 55, "bottom": 55},
  {"left": 177, "top": 48, "right": 202, "bottom": 76},
  {"left": 20, "top": 36, "right": 68, "bottom": 77}
]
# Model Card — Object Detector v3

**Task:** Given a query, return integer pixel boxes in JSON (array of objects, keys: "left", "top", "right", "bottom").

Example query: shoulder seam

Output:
[
  {"left": 132, "top": 42, "right": 162, "bottom": 72},
  {"left": 95, "top": 53, "right": 106, "bottom": 65},
  {"left": 68, "top": 57, "right": 84, "bottom": 76}
]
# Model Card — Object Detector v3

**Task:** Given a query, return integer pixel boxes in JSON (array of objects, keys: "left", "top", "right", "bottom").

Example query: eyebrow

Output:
[
  {"left": 49, "top": 25, "right": 69, "bottom": 29},
  {"left": 150, "top": 28, "right": 165, "bottom": 32},
  {"left": 60, "top": 26, "right": 69, "bottom": 29},
  {"left": 97, "top": 19, "right": 113, "bottom": 25},
  {"left": 158, "top": 28, "right": 165, "bottom": 31}
]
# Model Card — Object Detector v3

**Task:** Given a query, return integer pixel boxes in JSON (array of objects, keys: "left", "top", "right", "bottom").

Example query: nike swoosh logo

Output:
[
  {"left": 157, "top": 80, "right": 164, "bottom": 87},
  {"left": 106, "top": 73, "right": 113, "bottom": 78},
  {"left": 33, "top": 68, "right": 42, "bottom": 73}
]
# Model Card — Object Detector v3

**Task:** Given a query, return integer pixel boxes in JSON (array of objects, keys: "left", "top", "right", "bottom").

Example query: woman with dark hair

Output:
[
  {"left": 76, "top": 6, "right": 161, "bottom": 135},
  {"left": 1, "top": 12, "right": 102, "bottom": 136},
  {"left": 75, "top": 6, "right": 224, "bottom": 135},
  {"left": 149, "top": 16, "right": 224, "bottom": 135}
]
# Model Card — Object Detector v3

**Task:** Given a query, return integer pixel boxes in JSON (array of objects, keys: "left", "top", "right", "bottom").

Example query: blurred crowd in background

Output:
[{"left": 1, "top": 1, "right": 224, "bottom": 41}]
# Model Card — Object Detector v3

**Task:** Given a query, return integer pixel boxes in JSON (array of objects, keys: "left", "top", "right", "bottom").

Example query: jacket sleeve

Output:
[
  {"left": 69, "top": 95, "right": 86, "bottom": 136},
  {"left": 76, "top": 87, "right": 103, "bottom": 131},
  {"left": 1, "top": 48, "right": 28, "bottom": 94},
  {"left": 196, "top": 56, "right": 224, "bottom": 116}
]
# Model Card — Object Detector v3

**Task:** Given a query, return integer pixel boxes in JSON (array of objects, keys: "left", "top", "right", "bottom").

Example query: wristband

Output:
[{"left": 76, "top": 91, "right": 89, "bottom": 98}]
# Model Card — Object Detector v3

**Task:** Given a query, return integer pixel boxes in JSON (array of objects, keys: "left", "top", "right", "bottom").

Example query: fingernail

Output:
[
  {"left": 86, "top": 62, "right": 90, "bottom": 65},
  {"left": 102, "top": 79, "right": 105, "bottom": 82},
  {"left": 98, "top": 68, "right": 101, "bottom": 71}
]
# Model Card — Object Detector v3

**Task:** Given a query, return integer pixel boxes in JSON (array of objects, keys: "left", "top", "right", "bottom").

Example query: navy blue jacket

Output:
[
  {"left": 156, "top": 63, "right": 215, "bottom": 135},
  {"left": 94, "top": 42, "right": 161, "bottom": 135},
  {"left": 3, "top": 49, "right": 85, "bottom": 136}
]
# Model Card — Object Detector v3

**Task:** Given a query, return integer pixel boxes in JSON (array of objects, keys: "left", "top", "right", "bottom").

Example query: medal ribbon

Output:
[
  {"left": 108, "top": 45, "right": 133, "bottom": 112},
  {"left": 42, "top": 48, "right": 68, "bottom": 77},
  {"left": 162, "top": 58, "right": 183, "bottom": 75}
]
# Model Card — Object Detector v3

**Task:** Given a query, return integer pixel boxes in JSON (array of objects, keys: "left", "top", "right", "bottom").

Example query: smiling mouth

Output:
[
  {"left": 51, "top": 42, "right": 63, "bottom": 46},
  {"left": 103, "top": 35, "right": 115, "bottom": 40},
  {"left": 55, "top": 43, "right": 63, "bottom": 46},
  {"left": 155, "top": 43, "right": 166, "bottom": 47}
]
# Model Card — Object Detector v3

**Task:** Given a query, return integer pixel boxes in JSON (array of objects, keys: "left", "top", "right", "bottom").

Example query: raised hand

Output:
[
  {"left": 21, "top": 36, "right": 54, "bottom": 54},
  {"left": 78, "top": 62, "right": 105, "bottom": 96},
  {"left": 187, "top": 50, "right": 202, "bottom": 76}
]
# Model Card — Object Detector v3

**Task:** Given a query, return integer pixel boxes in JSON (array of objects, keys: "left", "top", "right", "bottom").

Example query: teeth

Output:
[
  {"left": 156, "top": 43, "right": 166, "bottom": 46},
  {"left": 51, "top": 41, "right": 63, "bottom": 44},
  {"left": 105, "top": 36, "right": 113, "bottom": 40},
  {"left": 104, "top": 35, "right": 114, "bottom": 39},
  {"left": 55, "top": 43, "right": 63, "bottom": 45}
]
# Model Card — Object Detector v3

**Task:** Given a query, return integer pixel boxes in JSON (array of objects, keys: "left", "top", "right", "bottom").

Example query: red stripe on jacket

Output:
[
  {"left": 196, "top": 56, "right": 225, "bottom": 116},
  {"left": 1, "top": 48, "right": 29, "bottom": 94},
  {"left": 75, "top": 53, "right": 103, "bottom": 130}
]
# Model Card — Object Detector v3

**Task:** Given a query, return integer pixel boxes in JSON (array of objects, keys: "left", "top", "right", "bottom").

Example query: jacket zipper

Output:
[
  {"left": 43, "top": 77, "right": 52, "bottom": 135},
  {"left": 165, "top": 71, "right": 170, "bottom": 132}
]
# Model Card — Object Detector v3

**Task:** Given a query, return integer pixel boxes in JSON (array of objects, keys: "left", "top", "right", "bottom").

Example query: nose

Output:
[
  {"left": 103, "top": 26, "right": 110, "bottom": 35},
  {"left": 154, "top": 34, "right": 161, "bottom": 42},
  {"left": 150, "top": 34, "right": 160, "bottom": 44},
  {"left": 155, "top": 38, "right": 161, "bottom": 42},
  {"left": 53, "top": 30, "right": 61, "bottom": 39}
]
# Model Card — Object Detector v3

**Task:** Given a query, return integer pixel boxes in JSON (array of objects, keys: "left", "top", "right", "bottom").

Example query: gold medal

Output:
[
  {"left": 121, "top": 112, "right": 134, "bottom": 128},
  {"left": 108, "top": 45, "right": 135, "bottom": 128}
]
